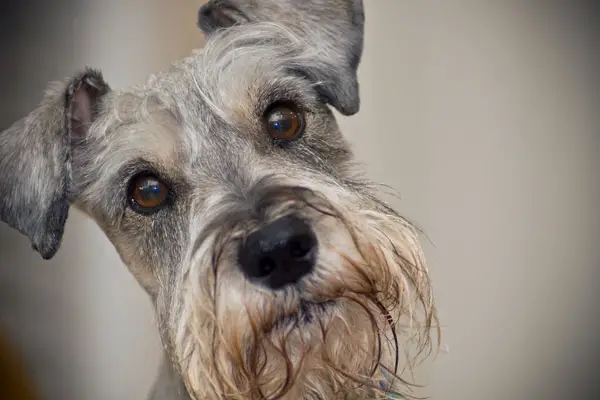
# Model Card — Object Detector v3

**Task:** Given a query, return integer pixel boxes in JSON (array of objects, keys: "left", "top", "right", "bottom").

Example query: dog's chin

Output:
[{"left": 268, "top": 299, "right": 337, "bottom": 333}]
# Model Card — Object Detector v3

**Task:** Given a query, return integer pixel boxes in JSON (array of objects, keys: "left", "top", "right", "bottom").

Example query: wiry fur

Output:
[
  {"left": 174, "top": 178, "right": 436, "bottom": 399},
  {"left": 0, "top": 1, "right": 439, "bottom": 399}
]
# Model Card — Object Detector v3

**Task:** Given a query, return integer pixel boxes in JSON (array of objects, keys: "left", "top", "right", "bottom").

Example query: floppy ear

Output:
[
  {"left": 197, "top": 0, "right": 365, "bottom": 116},
  {"left": 0, "top": 69, "right": 109, "bottom": 259}
]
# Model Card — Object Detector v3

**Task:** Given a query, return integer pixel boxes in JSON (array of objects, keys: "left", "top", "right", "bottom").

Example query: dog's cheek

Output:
[
  {"left": 90, "top": 207, "right": 190, "bottom": 296},
  {"left": 289, "top": 111, "right": 354, "bottom": 175}
]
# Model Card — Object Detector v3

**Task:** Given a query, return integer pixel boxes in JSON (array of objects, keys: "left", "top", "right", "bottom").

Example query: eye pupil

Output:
[
  {"left": 130, "top": 174, "right": 169, "bottom": 212},
  {"left": 265, "top": 105, "right": 303, "bottom": 140},
  {"left": 270, "top": 119, "right": 288, "bottom": 132}
]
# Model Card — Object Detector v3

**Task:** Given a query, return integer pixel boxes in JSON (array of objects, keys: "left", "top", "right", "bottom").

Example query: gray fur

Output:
[
  {"left": 0, "top": 69, "right": 109, "bottom": 259},
  {"left": 0, "top": 2, "right": 437, "bottom": 399},
  {"left": 198, "top": 0, "right": 365, "bottom": 115}
]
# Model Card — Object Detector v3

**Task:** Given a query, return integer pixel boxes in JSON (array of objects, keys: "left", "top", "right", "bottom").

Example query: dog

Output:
[{"left": 0, "top": 1, "right": 438, "bottom": 398}]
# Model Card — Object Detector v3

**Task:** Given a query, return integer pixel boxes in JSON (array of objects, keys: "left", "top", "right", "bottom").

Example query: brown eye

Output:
[
  {"left": 264, "top": 103, "right": 304, "bottom": 141},
  {"left": 129, "top": 174, "right": 170, "bottom": 213}
]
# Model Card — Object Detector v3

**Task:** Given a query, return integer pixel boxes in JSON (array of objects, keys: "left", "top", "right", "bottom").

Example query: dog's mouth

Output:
[{"left": 271, "top": 300, "right": 336, "bottom": 331}]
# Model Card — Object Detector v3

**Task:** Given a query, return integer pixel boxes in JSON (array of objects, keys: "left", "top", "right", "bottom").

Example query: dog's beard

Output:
[{"left": 168, "top": 188, "right": 438, "bottom": 400}]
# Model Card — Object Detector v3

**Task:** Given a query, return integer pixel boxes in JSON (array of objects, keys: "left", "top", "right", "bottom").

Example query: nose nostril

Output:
[
  {"left": 288, "top": 234, "right": 314, "bottom": 259},
  {"left": 258, "top": 257, "right": 276, "bottom": 277}
]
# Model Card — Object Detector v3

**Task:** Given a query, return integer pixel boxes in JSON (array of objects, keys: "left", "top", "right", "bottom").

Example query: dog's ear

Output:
[
  {"left": 0, "top": 69, "right": 109, "bottom": 259},
  {"left": 198, "top": 0, "right": 365, "bottom": 116}
]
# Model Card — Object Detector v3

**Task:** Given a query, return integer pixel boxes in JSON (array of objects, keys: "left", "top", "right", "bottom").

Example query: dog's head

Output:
[{"left": 0, "top": 1, "right": 437, "bottom": 398}]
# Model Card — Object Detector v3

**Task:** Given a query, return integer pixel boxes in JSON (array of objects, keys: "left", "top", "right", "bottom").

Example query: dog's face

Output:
[{"left": 0, "top": 1, "right": 437, "bottom": 399}]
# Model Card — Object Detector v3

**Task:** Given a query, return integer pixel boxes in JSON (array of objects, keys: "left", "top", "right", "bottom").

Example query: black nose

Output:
[{"left": 238, "top": 216, "right": 318, "bottom": 290}]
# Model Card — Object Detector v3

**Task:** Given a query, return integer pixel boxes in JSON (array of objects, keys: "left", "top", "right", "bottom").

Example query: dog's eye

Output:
[
  {"left": 264, "top": 103, "right": 304, "bottom": 141},
  {"left": 128, "top": 174, "right": 170, "bottom": 213}
]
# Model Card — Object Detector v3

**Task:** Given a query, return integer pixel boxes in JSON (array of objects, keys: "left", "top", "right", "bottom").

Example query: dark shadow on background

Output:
[
  {"left": 0, "top": 2, "right": 92, "bottom": 399},
  {"left": 538, "top": 2, "right": 600, "bottom": 399}
]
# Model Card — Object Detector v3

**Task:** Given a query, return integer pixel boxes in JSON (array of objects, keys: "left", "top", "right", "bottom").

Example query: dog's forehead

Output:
[
  {"left": 106, "top": 28, "right": 317, "bottom": 146},
  {"left": 88, "top": 26, "right": 327, "bottom": 178}
]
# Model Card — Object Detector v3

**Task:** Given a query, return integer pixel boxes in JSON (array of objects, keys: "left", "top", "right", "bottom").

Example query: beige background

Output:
[{"left": 0, "top": 1, "right": 598, "bottom": 399}]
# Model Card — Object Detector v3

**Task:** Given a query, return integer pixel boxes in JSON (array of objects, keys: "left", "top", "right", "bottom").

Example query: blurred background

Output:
[{"left": 0, "top": 0, "right": 598, "bottom": 399}]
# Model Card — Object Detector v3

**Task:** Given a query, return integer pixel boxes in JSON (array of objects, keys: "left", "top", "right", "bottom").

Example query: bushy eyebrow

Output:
[{"left": 252, "top": 76, "right": 322, "bottom": 118}]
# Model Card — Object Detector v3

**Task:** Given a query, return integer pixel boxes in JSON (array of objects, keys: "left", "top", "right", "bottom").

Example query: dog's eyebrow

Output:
[
  {"left": 253, "top": 79, "right": 321, "bottom": 117},
  {"left": 112, "top": 158, "right": 174, "bottom": 187}
]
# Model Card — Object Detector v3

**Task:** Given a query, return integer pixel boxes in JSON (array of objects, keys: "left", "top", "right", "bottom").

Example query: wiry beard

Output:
[{"left": 167, "top": 185, "right": 438, "bottom": 400}]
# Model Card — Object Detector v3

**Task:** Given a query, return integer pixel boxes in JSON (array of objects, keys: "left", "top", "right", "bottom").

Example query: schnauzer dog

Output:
[{"left": 0, "top": 0, "right": 438, "bottom": 398}]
